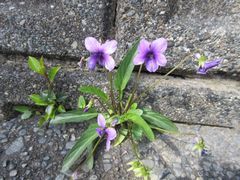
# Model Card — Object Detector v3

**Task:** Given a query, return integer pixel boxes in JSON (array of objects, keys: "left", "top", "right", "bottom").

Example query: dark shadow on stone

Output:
[{"left": 199, "top": 156, "right": 240, "bottom": 179}]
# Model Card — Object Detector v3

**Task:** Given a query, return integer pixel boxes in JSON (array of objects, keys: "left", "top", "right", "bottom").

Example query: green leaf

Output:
[
  {"left": 132, "top": 124, "right": 143, "bottom": 141},
  {"left": 127, "top": 109, "right": 143, "bottom": 116},
  {"left": 21, "top": 110, "right": 32, "bottom": 120},
  {"left": 48, "top": 66, "right": 61, "bottom": 82},
  {"left": 38, "top": 115, "right": 47, "bottom": 127},
  {"left": 14, "top": 106, "right": 31, "bottom": 113},
  {"left": 39, "top": 56, "right": 46, "bottom": 74},
  {"left": 29, "top": 94, "right": 48, "bottom": 106},
  {"left": 56, "top": 93, "right": 67, "bottom": 103},
  {"left": 62, "top": 124, "right": 98, "bottom": 172},
  {"left": 142, "top": 108, "right": 178, "bottom": 133},
  {"left": 79, "top": 86, "right": 108, "bottom": 102},
  {"left": 114, "top": 127, "right": 128, "bottom": 146},
  {"left": 130, "top": 103, "right": 138, "bottom": 110},
  {"left": 45, "top": 104, "right": 54, "bottom": 119},
  {"left": 78, "top": 96, "right": 86, "bottom": 109},
  {"left": 85, "top": 143, "right": 94, "bottom": 170},
  {"left": 50, "top": 110, "right": 98, "bottom": 125},
  {"left": 114, "top": 39, "right": 140, "bottom": 94},
  {"left": 125, "top": 113, "right": 155, "bottom": 141},
  {"left": 28, "top": 56, "right": 45, "bottom": 75},
  {"left": 57, "top": 105, "right": 66, "bottom": 113}
]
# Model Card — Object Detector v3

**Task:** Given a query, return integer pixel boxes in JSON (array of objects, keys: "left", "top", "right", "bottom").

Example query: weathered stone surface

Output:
[
  {"left": 115, "top": 0, "right": 240, "bottom": 78},
  {"left": 0, "top": 0, "right": 116, "bottom": 58},
  {"left": 1, "top": 116, "right": 239, "bottom": 179},
  {"left": 138, "top": 75, "right": 240, "bottom": 128},
  {"left": 1, "top": 54, "right": 239, "bottom": 127}
]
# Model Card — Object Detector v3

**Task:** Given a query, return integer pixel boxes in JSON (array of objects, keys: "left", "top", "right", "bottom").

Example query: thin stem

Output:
[
  {"left": 123, "top": 64, "right": 143, "bottom": 113},
  {"left": 128, "top": 123, "right": 140, "bottom": 159},
  {"left": 43, "top": 72, "right": 52, "bottom": 91},
  {"left": 108, "top": 72, "right": 117, "bottom": 114},
  {"left": 118, "top": 91, "right": 122, "bottom": 115},
  {"left": 85, "top": 136, "right": 102, "bottom": 162},
  {"left": 137, "top": 50, "right": 203, "bottom": 102},
  {"left": 96, "top": 98, "right": 111, "bottom": 116}
]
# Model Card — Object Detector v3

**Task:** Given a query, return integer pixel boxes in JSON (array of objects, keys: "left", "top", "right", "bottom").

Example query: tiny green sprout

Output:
[
  {"left": 127, "top": 160, "right": 150, "bottom": 179},
  {"left": 193, "top": 137, "right": 207, "bottom": 156}
]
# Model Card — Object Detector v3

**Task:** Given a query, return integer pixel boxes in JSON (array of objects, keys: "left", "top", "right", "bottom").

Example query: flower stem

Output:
[
  {"left": 137, "top": 49, "right": 203, "bottom": 102},
  {"left": 128, "top": 123, "right": 140, "bottom": 159},
  {"left": 85, "top": 136, "right": 102, "bottom": 162},
  {"left": 123, "top": 64, "right": 143, "bottom": 113},
  {"left": 108, "top": 72, "right": 117, "bottom": 114},
  {"left": 96, "top": 98, "right": 111, "bottom": 116}
]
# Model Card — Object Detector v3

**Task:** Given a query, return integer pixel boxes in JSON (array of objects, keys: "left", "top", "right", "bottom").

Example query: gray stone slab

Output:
[
  {"left": 0, "top": 54, "right": 239, "bottom": 127},
  {"left": 115, "top": 0, "right": 240, "bottom": 78},
  {"left": 1, "top": 115, "right": 239, "bottom": 179},
  {"left": 0, "top": 0, "right": 116, "bottom": 58}
]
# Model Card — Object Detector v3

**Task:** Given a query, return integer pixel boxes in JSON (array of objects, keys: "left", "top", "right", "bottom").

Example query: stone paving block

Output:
[
  {"left": 0, "top": 0, "right": 116, "bottom": 58},
  {"left": 1, "top": 54, "right": 239, "bottom": 127},
  {"left": 115, "top": 0, "right": 240, "bottom": 78},
  {"left": 1, "top": 116, "right": 239, "bottom": 179}
]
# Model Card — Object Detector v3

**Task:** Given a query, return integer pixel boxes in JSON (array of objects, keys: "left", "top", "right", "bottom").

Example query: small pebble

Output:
[{"left": 9, "top": 170, "right": 17, "bottom": 177}]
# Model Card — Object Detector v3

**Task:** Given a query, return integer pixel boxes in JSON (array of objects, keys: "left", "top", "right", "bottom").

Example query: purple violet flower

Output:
[
  {"left": 197, "top": 59, "right": 222, "bottom": 74},
  {"left": 133, "top": 38, "right": 168, "bottom": 72},
  {"left": 96, "top": 114, "right": 117, "bottom": 151},
  {"left": 85, "top": 37, "right": 117, "bottom": 71}
]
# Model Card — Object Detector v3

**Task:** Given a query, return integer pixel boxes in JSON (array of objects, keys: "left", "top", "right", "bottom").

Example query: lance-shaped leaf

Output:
[
  {"left": 28, "top": 56, "right": 45, "bottom": 75},
  {"left": 48, "top": 66, "right": 61, "bottom": 82},
  {"left": 29, "top": 94, "right": 48, "bottom": 106},
  {"left": 50, "top": 110, "right": 98, "bottom": 124},
  {"left": 79, "top": 86, "right": 109, "bottom": 102},
  {"left": 84, "top": 143, "right": 94, "bottom": 170},
  {"left": 62, "top": 124, "right": 98, "bottom": 172},
  {"left": 114, "top": 39, "right": 140, "bottom": 95},
  {"left": 132, "top": 124, "right": 143, "bottom": 141},
  {"left": 125, "top": 113, "right": 154, "bottom": 141},
  {"left": 142, "top": 108, "right": 178, "bottom": 133},
  {"left": 78, "top": 96, "right": 86, "bottom": 109},
  {"left": 114, "top": 127, "right": 128, "bottom": 146}
]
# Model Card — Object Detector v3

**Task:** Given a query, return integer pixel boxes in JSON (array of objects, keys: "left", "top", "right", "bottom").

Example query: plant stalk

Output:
[
  {"left": 123, "top": 64, "right": 143, "bottom": 113},
  {"left": 108, "top": 72, "right": 117, "bottom": 114}
]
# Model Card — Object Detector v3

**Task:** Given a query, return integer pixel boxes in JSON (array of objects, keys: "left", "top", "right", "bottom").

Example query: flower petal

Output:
[
  {"left": 204, "top": 59, "right": 222, "bottom": 70},
  {"left": 103, "top": 54, "right": 115, "bottom": 71},
  {"left": 197, "top": 58, "right": 222, "bottom": 74},
  {"left": 151, "top": 38, "right": 168, "bottom": 53},
  {"left": 85, "top": 37, "right": 100, "bottom": 53},
  {"left": 106, "top": 139, "right": 111, "bottom": 151},
  {"left": 197, "top": 67, "right": 207, "bottom": 74},
  {"left": 105, "top": 127, "right": 117, "bottom": 141},
  {"left": 145, "top": 59, "right": 159, "bottom": 72},
  {"left": 97, "top": 114, "right": 106, "bottom": 128},
  {"left": 96, "top": 128, "right": 105, "bottom": 137},
  {"left": 102, "top": 40, "right": 117, "bottom": 54},
  {"left": 155, "top": 53, "right": 167, "bottom": 67},
  {"left": 133, "top": 53, "right": 145, "bottom": 65},
  {"left": 88, "top": 55, "right": 97, "bottom": 70},
  {"left": 194, "top": 53, "right": 201, "bottom": 59},
  {"left": 138, "top": 39, "right": 150, "bottom": 55}
]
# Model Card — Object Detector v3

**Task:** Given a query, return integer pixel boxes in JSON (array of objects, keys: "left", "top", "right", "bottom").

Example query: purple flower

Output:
[
  {"left": 133, "top": 38, "right": 167, "bottom": 72},
  {"left": 197, "top": 59, "right": 222, "bottom": 74},
  {"left": 85, "top": 37, "right": 117, "bottom": 71},
  {"left": 96, "top": 114, "right": 117, "bottom": 151}
]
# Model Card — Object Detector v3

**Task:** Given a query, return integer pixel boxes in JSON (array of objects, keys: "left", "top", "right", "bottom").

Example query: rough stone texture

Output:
[
  {"left": 0, "top": 0, "right": 116, "bottom": 58},
  {"left": 115, "top": 0, "right": 240, "bottom": 78},
  {"left": 0, "top": 116, "right": 239, "bottom": 179},
  {"left": 0, "top": 54, "right": 239, "bottom": 127}
]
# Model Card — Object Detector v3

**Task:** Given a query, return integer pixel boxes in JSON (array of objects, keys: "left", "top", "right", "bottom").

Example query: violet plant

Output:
[
  {"left": 15, "top": 56, "right": 67, "bottom": 126},
  {"left": 49, "top": 37, "right": 221, "bottom": 179}
]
